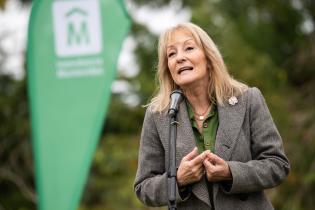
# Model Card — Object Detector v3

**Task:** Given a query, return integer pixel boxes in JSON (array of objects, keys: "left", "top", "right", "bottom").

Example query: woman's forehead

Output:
[{"left": 166, "top": 29, "right": 198, "bottom": 47}]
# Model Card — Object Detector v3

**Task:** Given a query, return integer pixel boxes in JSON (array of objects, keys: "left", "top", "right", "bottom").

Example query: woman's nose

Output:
[{"left": 176, "top": 51, "right": 186, "bottom": 63}]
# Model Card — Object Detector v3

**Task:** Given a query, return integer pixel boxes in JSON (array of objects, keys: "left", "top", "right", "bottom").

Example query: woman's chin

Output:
[
  {"left": 175, "top": 80, "right": 195, "bottom": 88},
  {"left": 175, "top": 76, "right": 208, "bottom": 89}
]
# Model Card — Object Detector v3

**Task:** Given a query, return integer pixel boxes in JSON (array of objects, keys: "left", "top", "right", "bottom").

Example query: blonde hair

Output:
[{"left": 149, "top": 22, "right": 247, "bottom": 112}]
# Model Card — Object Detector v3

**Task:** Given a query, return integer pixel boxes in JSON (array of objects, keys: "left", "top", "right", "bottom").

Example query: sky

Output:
[{"left": 0, "top": 0, "right": 30, "bottom": 80}]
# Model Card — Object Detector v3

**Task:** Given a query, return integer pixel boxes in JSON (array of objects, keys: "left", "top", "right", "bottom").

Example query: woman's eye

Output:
[
  {"left": 186, "top": 47, "right": 194, "bottom": 51},
  {"left": 168, "top": 52, "right": 175, "bottom": 58}
]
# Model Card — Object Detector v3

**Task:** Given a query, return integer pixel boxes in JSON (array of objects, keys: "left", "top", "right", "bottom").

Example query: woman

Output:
[{"left": 134, "top": 22, "right": 290, "bottom": 210}]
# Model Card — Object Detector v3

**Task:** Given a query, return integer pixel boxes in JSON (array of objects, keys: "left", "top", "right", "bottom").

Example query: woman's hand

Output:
[
  {"left": 177, "top": 147, "right": 207, "bottom": 187},
  {"left": 203, "top": 152, "right": 232, "bottom": 182}
]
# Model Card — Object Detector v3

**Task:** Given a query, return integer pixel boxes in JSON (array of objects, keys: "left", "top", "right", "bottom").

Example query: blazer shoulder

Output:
[
  {"left": 242, "top": 86, "right": 262, "bottom": 98},
  {"left": 241, "top": 87, "right": 265, "bottom": 104},
  {"left": 244, "top": 87, "right": 272, "bottom": 117},
  {"left": 143, "top": 105, "right": 167, "bottom": 123}
]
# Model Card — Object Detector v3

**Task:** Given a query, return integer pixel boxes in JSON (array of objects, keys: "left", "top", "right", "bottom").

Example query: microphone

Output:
[{"left": 168, "top": 89, "right": 184, "bottom": 117}]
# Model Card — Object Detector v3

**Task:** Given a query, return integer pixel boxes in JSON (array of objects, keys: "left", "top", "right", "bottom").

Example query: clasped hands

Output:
[{"left": 177, "top": 147, "right": 232, "bottom": 187}]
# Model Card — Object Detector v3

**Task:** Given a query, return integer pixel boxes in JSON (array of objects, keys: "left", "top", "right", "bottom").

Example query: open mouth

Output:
[{"left": 178, "top": 66, "right": 193, "bottom": 74}]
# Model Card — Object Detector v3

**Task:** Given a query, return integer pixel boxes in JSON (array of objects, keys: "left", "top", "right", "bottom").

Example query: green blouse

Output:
[{"left": 186, "top": 101, "right": 219, "bottom": 153}]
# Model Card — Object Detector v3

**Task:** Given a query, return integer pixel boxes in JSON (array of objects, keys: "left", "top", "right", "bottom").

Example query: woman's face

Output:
[{"left": 166, "top": 29, "right": 209, "bottom": 89}]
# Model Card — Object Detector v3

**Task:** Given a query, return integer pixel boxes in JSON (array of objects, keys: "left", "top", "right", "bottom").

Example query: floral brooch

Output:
[{"left": 228, "top": 96, "right": 238, "bottom": 106}]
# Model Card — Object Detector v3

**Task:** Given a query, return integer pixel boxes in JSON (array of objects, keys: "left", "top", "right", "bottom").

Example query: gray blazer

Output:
[{"left": 134, "top": 87, "right": 290, "bottom": 210}]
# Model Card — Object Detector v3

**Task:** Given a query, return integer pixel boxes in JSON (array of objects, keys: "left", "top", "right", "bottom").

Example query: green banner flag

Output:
[{"left": 27, "top": 0, "right": 130, "bottom": 210}]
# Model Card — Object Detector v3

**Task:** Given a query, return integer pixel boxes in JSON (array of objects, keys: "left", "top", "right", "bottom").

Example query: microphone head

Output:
[
  {"left": 170, "top": 89, "right": 183, "bottom": 96},
  {"left": 168, "top": 89, "right": 184, "bottom": 117}
]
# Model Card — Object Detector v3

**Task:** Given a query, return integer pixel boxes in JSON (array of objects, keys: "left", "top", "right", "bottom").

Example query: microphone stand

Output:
[{"left": 168, "top": 110, "right": 179, "bottom": 210}]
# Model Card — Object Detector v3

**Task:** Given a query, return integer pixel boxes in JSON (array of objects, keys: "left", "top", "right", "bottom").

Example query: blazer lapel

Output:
[
  {"left": 215, "top": 95, "right": 247, "bottom": 160},
  {"left": 176, "top": 102, "right": 211, "bottom": 207},
  {"left": 213, "top": 94, "right": 247, "bottom": 198},
  {"left": 176, "top": 101, "right": 195, "bottom": 160}
]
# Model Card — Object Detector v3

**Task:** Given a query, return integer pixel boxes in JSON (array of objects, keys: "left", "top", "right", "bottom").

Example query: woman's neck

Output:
[{"left": 182, "top": 85, "right": 211, "bottom": 112}]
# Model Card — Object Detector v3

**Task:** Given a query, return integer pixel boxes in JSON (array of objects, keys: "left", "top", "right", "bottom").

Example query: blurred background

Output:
[{"left": 0, "top": 0, "right": 314, "bottom": 209}]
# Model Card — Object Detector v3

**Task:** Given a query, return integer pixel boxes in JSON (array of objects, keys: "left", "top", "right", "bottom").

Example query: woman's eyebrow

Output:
[
  {"left": 167, "top": 38, "right": 194, "bottom": 49},
  {"left": 183, "top": 38, "right": 195, "bottom": 44}
]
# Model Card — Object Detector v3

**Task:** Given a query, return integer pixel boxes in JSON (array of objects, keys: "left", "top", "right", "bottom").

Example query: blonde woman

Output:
[{"left": 134, "top": 22, "right": 289, "bottom": 210}]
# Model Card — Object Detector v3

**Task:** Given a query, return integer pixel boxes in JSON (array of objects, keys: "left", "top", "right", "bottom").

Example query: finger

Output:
[
  {"left": 205, "top": 151, "right": 216, "bottom": 159},
  {"left": 204, "top": 161, "right": 213, "bottom": 181},
  {"left": 191, "top": 151, "right": 208, "bottom": 165},
  {"left": 189, "top": 162, "right": 203, "bottom": 174},
  {"left": 183, "top": 147, "right": 199, "bottom": 161},
  {"left": 194, "top": 165, "right": 206, "bottom": 180},
  {"left": 206, "top": 152, "right": 225, "bottom": 165},
  {"left": 203, "top": 159, "right": 215, "bottom": 172},
  {"left": 195, "top": 162, "right": 205, "bottom": 173},
  {"left": 200, "top": 150, "right": 212, "bottom": 158},
  {"left": 203, "top": 159, "right": 211, "bottom": 168}
]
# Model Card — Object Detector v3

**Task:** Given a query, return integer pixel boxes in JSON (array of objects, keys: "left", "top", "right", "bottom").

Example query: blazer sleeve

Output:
[
  {"left": 224, "top": 87, "right": 290, "bottom": 194},
  {"left": 134, "top": 108, "right": 189, "bottom": 206}
]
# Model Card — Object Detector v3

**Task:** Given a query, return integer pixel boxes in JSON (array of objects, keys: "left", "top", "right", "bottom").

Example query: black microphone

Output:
[{"left": 168, "top": 89, "right": 184, "bottom": 117}]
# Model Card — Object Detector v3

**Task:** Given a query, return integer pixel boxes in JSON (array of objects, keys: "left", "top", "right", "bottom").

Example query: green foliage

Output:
[
  {"left": 0, "top": 76, "right": 36, "bottom": 210},
  {"left": 80, "top": 134, "right": 141, "bottom": 210},
  {"left": 80, "top": 134, "right": 164, "bottom": 210},
  {"left": 103, "top": 95, "right": 144, "bottom": 134},
  {"left": 0, "top": 0, "right": 4, "bottom": 9}
]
